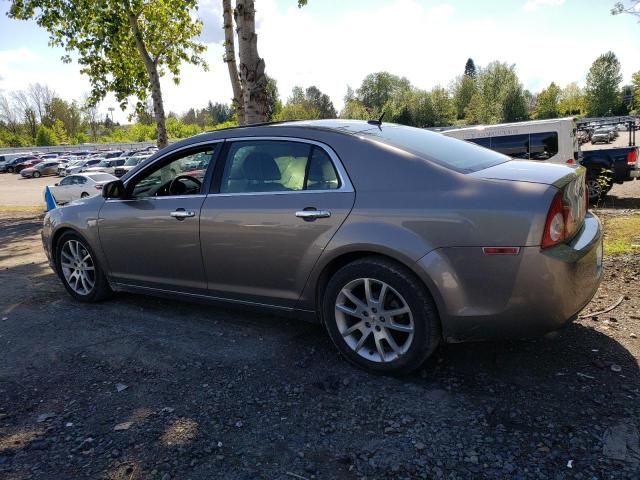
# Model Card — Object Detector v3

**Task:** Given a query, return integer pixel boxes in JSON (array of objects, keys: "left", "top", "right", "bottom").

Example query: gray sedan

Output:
[{"left": 41, "top": 120, "right": 603, "bottom": 374}]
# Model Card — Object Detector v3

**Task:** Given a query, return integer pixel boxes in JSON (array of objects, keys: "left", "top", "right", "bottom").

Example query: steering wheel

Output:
[{"left": 168, "top": 175, "right": 202, "bottom": 195}]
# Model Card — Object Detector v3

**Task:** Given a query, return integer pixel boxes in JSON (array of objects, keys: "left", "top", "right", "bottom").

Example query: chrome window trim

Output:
[
  {"left": 213, "top": 136, "right": 354, "bottom": 196},
  {"left": 106, "top": 194, "right": 207, "bottom": 203}
]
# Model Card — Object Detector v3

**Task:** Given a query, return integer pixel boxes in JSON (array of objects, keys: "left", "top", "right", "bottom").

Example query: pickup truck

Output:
[{"left": 581, "top": 146, "right": 639, "bottom": 202}]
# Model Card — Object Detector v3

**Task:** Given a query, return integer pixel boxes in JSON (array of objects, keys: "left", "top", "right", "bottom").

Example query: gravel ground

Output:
[{"left": 0, "top": 211, "right": 639, "bottom": 480}]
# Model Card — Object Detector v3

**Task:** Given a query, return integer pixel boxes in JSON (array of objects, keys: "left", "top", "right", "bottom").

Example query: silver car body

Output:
[
  {"left": 42, "top": 121, "right": 603, "bottom": 342},
  {"left": 49, "top": 173, "right": 117, "bottom": 204}
]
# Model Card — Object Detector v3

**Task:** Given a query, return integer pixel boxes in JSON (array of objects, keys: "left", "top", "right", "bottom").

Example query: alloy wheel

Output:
[
  {"left": 335, "top": 278, "right": 414, "bottom": 363},
  {"left": 60, "top": 239, "right": 95, "bottom": 295}
]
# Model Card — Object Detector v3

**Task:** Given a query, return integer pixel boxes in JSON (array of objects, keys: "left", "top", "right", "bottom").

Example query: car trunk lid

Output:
[{"left": 469, "top": 160, "right": 581, "bottom": 188}]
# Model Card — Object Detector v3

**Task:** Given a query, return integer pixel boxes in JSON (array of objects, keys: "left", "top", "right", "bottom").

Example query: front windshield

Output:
[{"left": 97, "top": 160, "right": 110, "bottom": 167}]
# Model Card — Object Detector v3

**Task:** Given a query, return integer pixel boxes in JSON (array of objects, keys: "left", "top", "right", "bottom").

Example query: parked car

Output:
[
  {"left": 81, "top": 158, "right": 126, "bottom": 175},
  {"left": 62, "top": 158, "right": 104, "bottom": 176},
  {"left": 2, "top": 155, "right": 38, "bottom": 173},
  {"left": 14, "top": 158, "right": 43, "bottom": 174},
  {"left": 0, "top": 152, "right": 32, "bottom": 171},
  {"left": 113, "top": 154, "right": 150, "bottom": 178},
  {"left": 42, "top": 120, "right": 603, "bottom": 375},
  {"left": 21, "top": 160, "right": 61, "bottom": 178},
  {"left": 591, "top": 128, "right": 611, "bottom": 144},
  {"left": 49, "top": 173, "right": 117, "bottom": 204}
]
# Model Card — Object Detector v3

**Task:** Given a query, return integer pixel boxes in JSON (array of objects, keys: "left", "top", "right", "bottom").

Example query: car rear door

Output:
[
  {"left": 97, "top": 143, "right": 220, "bottom": 292},
  {"left": 199, "top": 138, "right": 355, "bottom": 308}
]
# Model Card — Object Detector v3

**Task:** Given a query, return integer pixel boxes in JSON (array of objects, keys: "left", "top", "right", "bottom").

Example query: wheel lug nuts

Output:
[{"left": 365, "top": 322, "right": 371, "bottom": 328}]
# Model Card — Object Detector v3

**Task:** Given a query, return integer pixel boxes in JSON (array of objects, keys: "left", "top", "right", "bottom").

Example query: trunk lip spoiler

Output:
[{"left": 552, "top": 165, "right": 585, "bottom": 190}]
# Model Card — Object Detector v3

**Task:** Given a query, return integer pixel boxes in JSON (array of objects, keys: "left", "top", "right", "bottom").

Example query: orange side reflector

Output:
[{"left": 482, "top": 247, "right": 521, "bottom": 255}]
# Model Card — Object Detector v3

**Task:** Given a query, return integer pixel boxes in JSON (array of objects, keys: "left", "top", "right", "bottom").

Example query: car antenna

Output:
[{"left": 367, "top": 111, "right": 385, "bottom": 127}]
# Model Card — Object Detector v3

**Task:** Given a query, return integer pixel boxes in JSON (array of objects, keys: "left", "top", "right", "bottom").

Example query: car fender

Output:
[{"left": 296, "top": 217, "right": 435, "bottom": 312}]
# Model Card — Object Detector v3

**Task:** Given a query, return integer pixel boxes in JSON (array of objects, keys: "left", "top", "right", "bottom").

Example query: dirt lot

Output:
[{"left": 0, "top": 203, "right": 639, "bottom": 480}]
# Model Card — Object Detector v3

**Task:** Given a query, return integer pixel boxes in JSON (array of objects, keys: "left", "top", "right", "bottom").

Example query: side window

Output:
[
  {"left": 306, "top": 147, "right": 340, "bottom": 190},
  {"left": 220, "top": 141, "right": 311, "bottom": 193},
  {"left": 130, "top": 147, "right": 216, "bottom": 199},
  {"left": 220, "top": 141, "right": 342, "bottom": 194},
  {"left": 529, "top": 132, "right": 558, "bottom": 160},
  {"left": 490, "top": 134, "right": 529, "bottom": 159},
  {"left": 60, "top": 176, "right": 74, "bottom": 186},
  {"left": 467, "top": 137, "right": 490, "bottom": 148}
]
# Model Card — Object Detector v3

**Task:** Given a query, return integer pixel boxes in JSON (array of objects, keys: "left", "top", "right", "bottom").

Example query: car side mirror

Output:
[
  {"left": 102, "top": 180, "right": 125, "bottom": 199},
  {"left": 54, "top": 183, "right": 59, "bottom": 186}
]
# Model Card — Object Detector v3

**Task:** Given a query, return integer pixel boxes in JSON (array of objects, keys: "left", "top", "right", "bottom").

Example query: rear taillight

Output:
[
  {"left": 542, "top": 193, "right": 566, "bottom": 248},
  {"left": 95, "top": 184, "right": 103, "bottom": 190},
  {"left": 541, "top": 188, "right": 582, "bottom": 249},
  {"left": 566, "top": 159, "right": 574, "bottom": 164},
  {"left": 627, "top": 149, "right": 638, "bottom": 166}
]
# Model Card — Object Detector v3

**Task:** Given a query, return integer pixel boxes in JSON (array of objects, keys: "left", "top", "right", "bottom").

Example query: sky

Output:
[{"left": 0, "top": 0, "right": 639, "bottom": 123}]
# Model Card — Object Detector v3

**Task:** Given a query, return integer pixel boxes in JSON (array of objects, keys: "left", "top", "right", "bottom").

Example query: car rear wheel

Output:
[
  {"left": 33, "top": 171, "right": 41, "bottom": 178},
  {"left": 55, "top": 232, "right": 111, "bottom": 302},
  {"left": 322, "top": 257, "right": 440, "bottom": 375},
  {"left": 80, "top": 192, "right": 89, "bottom": 198}
]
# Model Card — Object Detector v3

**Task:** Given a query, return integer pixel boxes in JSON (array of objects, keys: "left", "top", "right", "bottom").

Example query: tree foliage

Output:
[
  {"left": 9, "top": 0, "right": 207, "bottom": 148},
  {"left": 558, "top": 82, "right": 585, "bottom": 116},
  {"left": 585, "top": 51, "right": 623, "bottom": 116},
  {"left": 464, "top": 58, "right": 476, "bottom": 78},
  {"left": 534, "top": 82, "right": 561, "bottom": 119}
]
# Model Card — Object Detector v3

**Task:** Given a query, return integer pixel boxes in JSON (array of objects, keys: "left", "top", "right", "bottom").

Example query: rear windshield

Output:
[{"left": 359, "top": 124, "right": 509, "bottom": 173}]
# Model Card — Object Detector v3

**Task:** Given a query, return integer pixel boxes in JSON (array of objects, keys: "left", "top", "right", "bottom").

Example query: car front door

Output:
[
  {"left": 97, "top": 144, "right": 219, "bottom": 292},
  {"left": 200, "top": 138, "right": 355, "bottom": 308}
]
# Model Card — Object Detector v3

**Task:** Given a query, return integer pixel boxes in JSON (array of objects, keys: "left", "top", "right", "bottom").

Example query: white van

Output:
[{"left": 441, "top": 118, "right": 578, "bottom": 165}]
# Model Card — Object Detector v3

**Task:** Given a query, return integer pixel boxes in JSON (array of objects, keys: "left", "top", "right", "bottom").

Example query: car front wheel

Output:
[
  {"left": 323, "top": 257, "right": 440, "bottom": 375},
  {"left": 55, "top": 232, "right": 112, "bottom": 302}
]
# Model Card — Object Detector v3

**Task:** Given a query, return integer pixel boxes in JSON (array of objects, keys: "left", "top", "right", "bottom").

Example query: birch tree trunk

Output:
[
  {"left": 127, "top": 10, "right": 169, "bottom": 148},
  {"left": 223, "top": 0, "right": 245, "bottom": 125},
  {"left": 235, "top": 0, "right": 269, "bottom": 124}
]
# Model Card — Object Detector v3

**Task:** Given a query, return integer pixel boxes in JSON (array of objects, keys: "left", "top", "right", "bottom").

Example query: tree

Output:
[
  {"left": 0, "top": 94, "right": 20, "bottom": 134},
  {"left": 28, "top": 83, "right": 54, "bottom": 125},
  {"left": 36, "top": 124, "right": 57, "bottom": 146},
  {"left": 558, "top": 82, "right": 585, "bottom": 116},
  {"left": 430, "top": 86, "right": 455, "bottom": 126},
  {"left": 502, "top": 84, "right": 528, "bottom": 122},
  {"left": 282, "top": 85, "right": 336, "bottom": 120},
  {"left": 11, "top": 90, "right": 38, "bottom": 139},
  {"left": 611, "top": 1, "right": 640, "bottom": 18},
  {"left": 464, "top": 58, "right": 476, "bottom": 78},
  {"left": 534, "top": 82, "right": 561, "bottom": 119},
  {"left": 452, "top": 75, "right": 477, "bottom": 119},
  {"left": 631, "top": 71, "right": 640, "bottom": 113},
  {"left": 82, "top": 96, "right": 101, "bottom": 141},
  {"left": 585, "top": 51, "right": 622, "bottom": 116},
  {"left": 466, "top": 61, "right": 528, "bottom": 124},
  {"left": 9, "top": 0, "right": 207, "bottom": 149},
  {"left": 223, "top": 0, "right": 245, "bottom": 125},
  {"left": 51, "top": 118, "right": 69, "bottom": 144},
  {"left": 356, "top": 72, "right": 411, "bottom": 111},
  {"left": 265, "top": 75, "right": 281, "bottom": 121}
]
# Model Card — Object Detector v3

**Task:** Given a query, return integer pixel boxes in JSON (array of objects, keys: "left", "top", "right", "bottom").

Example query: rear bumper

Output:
[{"left": 415, "top": 213, "right": 603, "bottom": 342}]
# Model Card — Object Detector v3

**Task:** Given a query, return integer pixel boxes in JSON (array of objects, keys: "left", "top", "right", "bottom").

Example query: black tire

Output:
[
  {"left": 54, "top": 231, "right": 112, "bottom": 302},
  {"left": 80, "top": 192, "right": 89, "bottom": 198},
  {"left": 33, "top": 171, "right": 41, "bottom": 178},
  {"left": 7, "top": 167, "right": 14, "bottom": 173},
  {"left": 322, "top": 256, "right": 440, "bottom": 375}
]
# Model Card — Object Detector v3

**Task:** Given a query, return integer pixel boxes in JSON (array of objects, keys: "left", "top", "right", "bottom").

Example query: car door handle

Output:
[
  {"left": 170, "top": 209, "right": 196, "bottom": 219},
  {"left": 295, "top": 209, "right": 331, "bottom": 220}
]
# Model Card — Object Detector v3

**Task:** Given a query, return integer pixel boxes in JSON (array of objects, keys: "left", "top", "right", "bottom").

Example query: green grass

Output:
[{"left": 603, "top": 215, "right": 640, "bottom": 256}]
